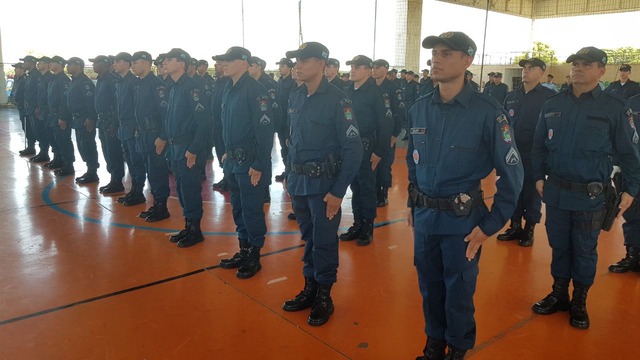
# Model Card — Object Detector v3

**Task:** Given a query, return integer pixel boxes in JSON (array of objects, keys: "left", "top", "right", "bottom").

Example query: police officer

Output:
[
  {"left": 609, "top": 93, "right": 640, "bottom": 273},
  {"left": 274, "top": 57, "right": 295, "bottom": 183},
  {"left": 23, "top": 55, "right": 49, "bottom": 163},
  {"left": 211, "top": 59, "right": 231, "bottom": 192},
  {"left": 214, "top": 47, "right": 274, "bottom": 279},
  {"left": 280, "top": 42, "right": 363, "bottom": 326},
  {"left": 531, "top": 47, "right": 640, "bottom": 330},
  {"left": 324, "top": 58, "right": 349, "bottom": 92},
  {"left": 187, "top": 58, "right": 198, "bottom": 78},
  {"left": 403, "top": 70, "right": 418, "bottom": 105},
  {"left": 131, "top": 51, "right": 171, "bottom": 222},
  {"left": 11, "top": 63, "right": 32, "bottom": 155},
  {"left": 485, "top": 72, "right": 508, "bottom": 104},
  {"left": 605, "top": 64, "right": 640, "bottom": 99},
  {"left": 498, "top": 58, "right": 556, "bottom": 247},
  {"left": 372, "top": 59, "right": 405, "bottom": 207},
  {"left": 193, "top": 59, "right": 215, "bottom": 181},
  {"left": 91, "top": 55, "right": 125, "bottom": 195},
  {"left": 35, "top": 57, "right": 55, "bottom": 167},
  {"left": 336, "top": 55, "right": 391, "bottom": 246},
  {"left": 20, "top": 56, "right": 41, "bottom": 157},
  {"left": 465, "top": 70, "right": 480, "bottom": 92},
  {"left": 155, "top": 54, "right": 171, "bottom": 84},
  {"left": 483, "top": 72, "right": 495, "bottom": 91},
  {"left": 47, "top": 56, "right": 75, "bottom": 176},
  {"left": 65, "top": 57, "right": 100, "bottom": 183},
  {"left": 409, "top": 32, "right": 523, "bottom": 360},
  {"left": 163, "top": 48, "right": 210, "bottom": 248},
  {"left": 113, "top": 52, "right": 147, "bottom": 205}
]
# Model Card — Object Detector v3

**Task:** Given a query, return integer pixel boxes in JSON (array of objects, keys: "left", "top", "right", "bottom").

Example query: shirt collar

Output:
[{"left": 432, "top": 82, "right": 474, "bottom": 108}]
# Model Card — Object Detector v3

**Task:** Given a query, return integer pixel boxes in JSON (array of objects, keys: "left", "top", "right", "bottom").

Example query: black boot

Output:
[
  {"left": 101, "top": 182, "right": 125, "bottom": 195},
  {"left": 54, "top": 164, "right": 75, "bottom": 177},
  {"left": 282, "top": 277, "right": 318, "bottom": 312},
  {"left": 416, "top": 338, "right": 447, "bottom": 360},
  {"left": 170, "top": 219, "right": 191, "bottom": 243},
  {"left": 220, "top": 239, "right": 250, "bottom": 269},
  {"left": 236, "top": 246, "right": 262, "bottom": 279},
  {"left": 339, "top": 219, "right": 362, "bottom": 241},
  {"left": 308, "top": 283, "right": 334, "bottom": 326},
  {"left": 177, "top": 219, "right": 204, "bottom": 248},
  {"left": 444, "top": 345, "right": 467, "bottom": 360},
  {"left": 497, "top": 219, "right": 523, "bottom": 241},
  {"left": 19, "top": 146, "right": 36, "bottom": 156},
  {"left": 117, "top": 185, "right": 136, "bottom": 204},
  {"left": 569, "top": 282, "right": 591, "bottom": 329},
  {"left": 145, "top": 201, "right": 170, "bottom": 222},
  {"left": 356, "top": 218, "right": 374, "bottom": 246},
  {"left": 518, "top": 222, "right": 536, "bottom": 247},
  {"left": 532, "top": 277, "right": 571, "bottom": 315},
  {"left": 44, "top": 158, "right": 64, "bottom": 169},
  {"left": 609, "top": 246, "right": 640, "bottom": 273},
  {"left": 376, "top": 187, "right": 387, "bottom": 207},
  {"left": 123, "top": 185, "right": 146, "bottom": 206},
  {"left": 138, "top": 205, "right": 156, "bottom": 218},
  {"left": 75, "top": 171, "right": 99, "bottom": 184}
]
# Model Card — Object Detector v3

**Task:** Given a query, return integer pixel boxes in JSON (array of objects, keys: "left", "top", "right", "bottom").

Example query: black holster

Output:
[{"left": 601, "top": 176, "right": 621, "bottom": 231}]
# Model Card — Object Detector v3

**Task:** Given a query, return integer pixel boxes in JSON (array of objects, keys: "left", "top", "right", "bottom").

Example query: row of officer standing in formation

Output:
[{"left": 8, "top": 31, "right": 640, "bottom": 359}]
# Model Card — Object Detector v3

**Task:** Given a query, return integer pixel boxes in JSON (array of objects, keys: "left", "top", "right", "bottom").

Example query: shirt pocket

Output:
[
  {"left": 410, "top": 130, "right": 427, "bottom": 169},
  {"left": 582, "top": 117, "right": 610, "bottom": 155},
  {"left": 448, "top": 145, "right": 480, "bottom": 175}
]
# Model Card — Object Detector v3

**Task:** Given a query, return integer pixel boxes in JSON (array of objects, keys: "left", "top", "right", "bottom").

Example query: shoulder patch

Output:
[
  {"left": 501, "top": 124, "right": 512, "bottom": 143},
  {"left": 505, "top": 146, "right": 520, "bottom": 165},
  {"left": 344, "top": 107, "right": 354, "bottom": 121},
  {"left": 156, "top": 86, "right": 166, "bottom": 98},
  {"left": 339, "top": 98, "right": 352, "bottom": 106},
  {"left": 346, "top": 124, "right": 359, "bottom": 138},
  {"left": 496, "top": 114, "right": 508, "bottom": 124},
  {"left": 190, "top": 88, "right": 200, "bottom": 102},
  {"left": 259, "top": 114, "right": 271, "bottom": 125}
]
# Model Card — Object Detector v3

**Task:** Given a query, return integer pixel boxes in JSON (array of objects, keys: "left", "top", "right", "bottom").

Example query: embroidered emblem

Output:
[
  {"left": 501, "top": 124, "right": 512, "bottom": 143},
  {"left": 259, "top": 114, "right": 271, "bottom": 125},
  {"left": 259, "top": 99, "right": 268, "bottom": 112},
  {"left": 344, "top": 107, "right": 354, "bottom": 121},
  {"left": 508, "top": 109, "right": 514, "bottom": 117},
  {"left": 195, "top": 103, "right": 204, "bottom": 112},
  {"left": 496, "top": 114, "right": 507, "bottom": 124},
  {"left": 505, "top": 147, "right": 520, "bottom": 165},
  {"left": 413, "top": 149, "right": 419, "bottom": 164},
  {"left": 191, "top": 89, "right": 200, "bottom": 102},
  {"left": 346, "top": 124, "right": 359, "bottom": 138}
]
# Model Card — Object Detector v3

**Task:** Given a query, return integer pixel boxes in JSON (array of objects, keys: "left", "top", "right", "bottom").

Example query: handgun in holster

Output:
[{"left": 601, "top": 173, "right": 622, "bottom": 231}]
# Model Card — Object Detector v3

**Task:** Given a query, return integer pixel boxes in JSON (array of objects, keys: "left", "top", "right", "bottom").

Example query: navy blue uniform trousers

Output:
[
  {"left": 622, "top": 199, "right": 640, "bottom": 248},
  {"left": 226, "top": 172, "right": 267, "bottom": 248},
  {"left": 171, "top": 151, "right": 205, "bottom": 221},
  {"left": 351, "top": 147, "right": 378, "bottom": 220},
  {"left": 511, "top": 155, "right": 542, "bottom": 223},
  {"left": 98, "top": 128, "right": 125, "bottom": 184}
]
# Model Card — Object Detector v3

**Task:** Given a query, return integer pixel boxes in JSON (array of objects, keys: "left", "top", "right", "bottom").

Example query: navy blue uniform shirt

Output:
[
  {"left": 36, "top": 71, "right": 53, "bottom": 119},
  {"left": 485, "top": 82, "right": 509, "bottom": 105},
  {"left": 11, "top": 75, "right": 27, "bottom": 111},
  {"left": 346, "top": 78, "right": 393, "bottom": 157},
  {"left": 378, "top": 77, "right": 406, "bottom": 137},
  {"left": 66, "top": 73, "right": 97, "bottom": 125},
  {"left": 286, "top": 77, "right": 364, "bottom": 198},
  {"left": 329, "top": 76, "right": 350, "bottom": 93},
  {"left": 221, "top": 71, "right": 274, "bottom": 174},
  {"left": 276, "top": 74, "right": 295, "bottom": 129},
  {"left": 605, "top": 80, "right": 640, "bottom": 99},
  {"left": 531, "top": 85, "right": 640, "bottom": 211},
  {"left": 257, "top": 73, "right": 282, "bottom": 127},
  {"left": 504, "top": 83, "right": 556, "bottom": 155},
  {"left": 114, "top": 71, "right": 138, "bottom": 139},
  {"left": 24, "top": 70, "right": 42, "bottom": 116},
  {"left": 47, "top": 72, "right": 71, "bottom": 121},
  {"left": 95, "top": 72, "right": 116, "bottom": 116},
  {"left": 407, "top": 84, "right": 524, "bottom": 236},
  {"left": 134, "top": 72, "right": 169, "bottom": 140}
]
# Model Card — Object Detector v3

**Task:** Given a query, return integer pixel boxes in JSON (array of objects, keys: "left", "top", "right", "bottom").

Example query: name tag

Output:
[
  {"left": 544, "top": 112, "right": 561, "bottom": 118},
  {"left": 410, "top": 127, "right": 426, "bottom": 135}
]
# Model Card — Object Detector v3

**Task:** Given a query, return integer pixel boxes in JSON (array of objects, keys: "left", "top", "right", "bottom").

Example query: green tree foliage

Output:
[
  {"left": 514, "top": 42, "right": 559, "bottom": 65},
  {"left": 602, "top": 47, "right": 640, "bottom": 64}
]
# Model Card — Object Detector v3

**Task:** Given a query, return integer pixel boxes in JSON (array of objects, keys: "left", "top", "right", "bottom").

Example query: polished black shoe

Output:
[
  {"left": 308, "top": 284, "right": 334, "bottom": 326},
  {"left": 139, "top": 206, "right": 156, "bottom": 218},
  {"left": 54, "top": 166, "right": 75, "bottom": 177},
  {"left": 518, "top": 222, "right": 535, "bottom": 247},
  {"left": 339, "top": 219, "right": 362, "bottom": 241},
  {"left": 117, "top": 192, "right": 132, "bottom": 204},
  {"left": 123, "top": 193, "right": 146, "bottom": 206},
  {"left": 532, "top": 277, "right": 571, "bottom": 315},
  {"left": 44, "top": 159, "right": 64, "bottom": 169},
  {"left": 282, "top": 277, "right": 318, "bottom": 312},
  {"left": 287, "top": 212, "right": 297, "bottom": 220},
  {"left": 275, "top": 172, "right": 286, "bottom": 182},
  {"left": 444, "top": 345, "right": 467, "bottom": 360},
  {"left": 376, "top": 187, "right": 389, "bottom": 208},
  {"left": 101, "top": 183, "right": 125, "bottom": 195},
  {"left": 569, "top": 282, "right": 591, "bottom": 329},
  {"left": 146, "top": 206, "right": 170, "bottom": 222},
  {"left": 212, "top": 179, "right": 229, "bottom": 192},
  {"left": 19, "top": 147, "right": 36, "bottom": 156},
  {"left": 30, "top": 154, "right": 50, "bottom": 163},
  {"left": 170, "top": 220, "right": 192, "bottom": 243},
  {"left": 609, "top": 246, "right": 640, "bottom": 273},
  {"left": 75, "top": 172, "right": 99, "bottom": 184},
  {"left": 356, "top": 219, "right": 373, "bottom": 246},
  {"left": 220, "top": 248, "right": 250, "bottom": 269},
  {"left": 177, "top": 230, "right": 204, "bottom": 248},
  {"left": 236, "top": 247, "right": 262, "bottom": 279},
  {"left": 416, "top": 338, "right": 447, "bottom": 360},
  {"left": 497, "top": 220, "right": 523, "bottom": 241}
]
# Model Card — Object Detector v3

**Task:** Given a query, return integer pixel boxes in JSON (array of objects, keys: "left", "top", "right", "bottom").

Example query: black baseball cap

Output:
[
  {"left": 276, "top": 57, "right": 294, "bottom": 67},
  {"left": 114, "top": 52, "right": 132, "bottom": 63},
  {"left": 487, "top": 72, "right": 496, "bottom": 76},
  {"left": 131, "top": 51, "right": 152, "bottom": 62},
  {"left": 213, "top": 47, "right": 251, "bottom": 62},
  {"left": 249, "top": 56, "right": 266, "bottom": 67},
  {"left": 36, "top": 56, "right": 52, "bottom": 63},
  {"left": 165, "top": 48, "right": 191, "bottom": 63},
  {"left": 346, "top": 55, "right": 373, "bottom": 68},
  {"left": 518, "top": 58, "right": 547, "bottom": 71},
  {"left": 495, "top": 72, "right": 503, "bottom": 78},
  {"left": 285, "top": 42, "right": 329, "bottom": 61},
  {"left": 389, "top": 69, "right": 398, "bottom": 74},
  {"left": 89, "top": 55, "right": 111, "bottom": 64},
  {"left": 400, "top": 69, "right": 407, "bottom": 73},
  {"left": 50, "top": 56, "right": 66, "bottom": 66},
  {"left": 190, "top": 58, "right": 198, "bottom": 66},
  {"left": 11, "top": 63, "right": 24, "bottom": 69},
  {"left": 19, "top": 55, "right": 37, "bottom": 63},
  {"left": 620, "top": 64, "right": 632, "bottom": 72},
  {"left": 373, "top": 59, "right": 390, "bottom": 69},
  {"left": 422, "top": 31, "right": 477, "bottom": 57},
  {"left": 566, "top": 46, "right": 608, "bottom": 66},
  {"left": 154, "top": 54, "right": 166, "bottom": 66},
  {"left": 327, "top": 58, "right": 340, "bottom": 67},
  {"left": 197, "top": 59, "right": 209, "bottom": 67},
  {"left": 67, "top": 57, "right": 85, "bottom": 67}
]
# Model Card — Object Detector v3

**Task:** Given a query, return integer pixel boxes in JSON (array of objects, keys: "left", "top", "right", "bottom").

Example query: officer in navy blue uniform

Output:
[
  {"left": 35, "top": 57, "right": 54, "bottom": 166},
  {"left": 372, "top": 59, "right": 405, "bottom": 207},
  {"left": 280, "top": 42, "right": 363, "bottom": 326},
  {"left": 210, "top": 59, "right": 231, "bottom": 192},
  {"left": 11, "top": 63, "right": 33, "bottom": 155},
  {"left": 483, "top": 72, "right": 495, "bottom": 92},
  {"left": 113, "top": 52, "right": 147, "bottom": 205},
  {"left": 338, "top": 55, "right": 392, "bottom": 246},
  {"left": 46, "top": 56, "right": 72, "bottom": 175},
  {"left": 605, "top": 64, "right": 640, "bottom": 99},
  {"left": 20, "top": 56, "right": 41, "bottom": 157},
  {"left": 325, "top": 58, "right": 349, "bottom": 93},
  {"left": 274, "top": 57, "right": 295, "bottom": 183},
  {"left": 531, "top": 47, "right": 640, "bottom": 330},
  {"left": 162, "top": 48, "right": 210, "bottom": 248},
  {"left": 485, "top": 72, "right": 508, "bottom": 104},
  {"left": 23, "top": 55, "right": 49, "bottom": 162},
  {"left": 155, "top": 54, "right": 171, "bottom": 84},
  {"left": 213, "top": 47, "right": 274, "bottom": 279},
  {"left": 609, "top": 93, "right": 640, "bottom": 273},
  {"left": 91, "top": 55, "right": 125, "bottom": 195},
  {"left": 131, "top": 51, "right": 171, "bottom": 222},
  {"left": 65, "top": 57, "right": 101, "bottom": 183},
  {"left": 409, "top": 32, "right": 523, "bottom": 360},
  {"left": 465, "top": 71, "right": 480, "bottom": 92},
  {"left": 498, "top": 58, "right": 556, "bottom": 247}
]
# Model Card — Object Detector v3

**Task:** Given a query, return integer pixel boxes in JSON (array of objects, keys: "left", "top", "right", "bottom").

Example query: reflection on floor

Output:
[{"left": 0, "top": 107, "right": 638, "bottom": 359}]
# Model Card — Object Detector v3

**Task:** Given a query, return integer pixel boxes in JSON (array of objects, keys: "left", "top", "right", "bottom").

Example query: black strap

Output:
[{"left": 548, "top": 175, "right": 600, "bottom": 193}]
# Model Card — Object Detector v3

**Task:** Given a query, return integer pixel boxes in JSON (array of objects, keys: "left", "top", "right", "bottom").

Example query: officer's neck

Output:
[
  {"left": 231, "top": 70, "right": 247, "bottom": 84},
  {"left": 523, "top": 81, "right": 538, "bottom": 93},
  {"left": 304, "top": 74, "right": 323, "bottom": 95},
  {"left": 438, "top": 76, "right": 465, "bottom": 103},
  {"left": 572, "top": 82, "right": 598, "bottom": 97},
  {"left": 353, "top": 76, "right": 370, "bottom": 89},
  {"left": 374, "top": 77, "right": 384, "bottom": 86},
  {"left": 170, "top": 70, "right": 185, "bottom": 82}
]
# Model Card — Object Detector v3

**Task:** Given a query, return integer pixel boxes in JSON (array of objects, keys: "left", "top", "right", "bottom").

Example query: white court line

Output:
[
  {"left": 217, "top": 252, "right": 230, "bottom": 257},
  {"left": 388, "top": 245, "right": 398, "bottom": 250},
  {"left": 267, "top": 277, "right": 288, "bottom": 285}
]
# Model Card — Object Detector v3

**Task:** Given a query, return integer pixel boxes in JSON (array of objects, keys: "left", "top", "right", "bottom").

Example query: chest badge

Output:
[
  {"left": 508, "top": 109, "right": 514, "bottom": 117},
  {"left": 413, "top": 149, "right": 420, "bottom": 164},
  {"left": 548, "top": 128, "right": 553, "bottom": 140}
]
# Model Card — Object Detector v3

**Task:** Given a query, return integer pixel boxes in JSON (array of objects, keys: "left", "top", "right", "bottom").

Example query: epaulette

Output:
[
  {"left": 602, "top": 90, "right": 630, "bottom": 107},
  {"left": 476, "top": 92, "right": 503, "bottom": 110}
]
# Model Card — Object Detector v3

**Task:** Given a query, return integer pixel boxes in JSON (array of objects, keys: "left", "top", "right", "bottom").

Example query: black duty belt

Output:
[
  {"left": 72, "top": 113, "right": 82, "bottom": 121},
  {"left": 168, "top": 134, "right": 193, "bottom": 145},
  {"left": 548, "top": 175, "right": 605, "bottom": 199},
  {"left": 291, "top": 162, "right": 328, "bottom": 178},
  {"left": 412, "top": 186, "right": 484, "bottom": 216},
  {"left": 226, "top": 148, "right": 250, "bottom": 162},
  {"left": 137, "top": 116, "right": 161, "bottom": 132}
]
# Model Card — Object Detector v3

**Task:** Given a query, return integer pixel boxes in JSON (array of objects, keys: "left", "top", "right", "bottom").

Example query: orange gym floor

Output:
[{"left": 0, "top": 107, "right": 638, "bottom": 359}]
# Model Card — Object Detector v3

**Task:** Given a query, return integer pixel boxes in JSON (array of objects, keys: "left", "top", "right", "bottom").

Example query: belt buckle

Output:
[
  {"left": 586, "top": 182, "right": 603, "bottom": 199},
  {"left": 451, "top": 193, "right": 472, "bottom": 216}
]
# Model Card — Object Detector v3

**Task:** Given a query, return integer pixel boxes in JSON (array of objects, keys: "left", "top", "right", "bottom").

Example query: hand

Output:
[
  {"left": 370, "top": 153, "right": 382, "bottom": 171},
  {"left": 404, "top": 208, "right": 413, "bottom": 227},
  {"left": 390, "top": 136, "right": 397, "bottom": 148},
  {"left": 58, "top": 119, "right": 67, "bottom": 130},
  {"left": 536, "top": 180, "right": 544, "bottom": 198},
  {"left": 323, "top": 192, "right": 343, "bottom": 220},
  {"left": 464, "top": 226, "right": 488, "bottom": 261},
  {"left": 282, "top": 178, "right": 287, "bottom": 192},
  {"left": 618, "top": 192, "right": 634, "bottom": 219},
  {"left": 248, "top": 167, "right": 262, "bottom": 186},
  {"left": 185, "top": 151, "right": 197, "bottom": 168},
  {"left": 221, "top": 153, "right": 227, "bottom": 164},
  {"left": 85, "top": 119, "right": 95, "bottom": 133},
  {"left": 155, "top": 138, "right": 167, "bottom": 155}
]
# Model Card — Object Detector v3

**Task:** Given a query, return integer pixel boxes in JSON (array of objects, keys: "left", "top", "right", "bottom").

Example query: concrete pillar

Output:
[
  {"left": 394, "top": 0, "right": 422, "bottom": 71},
  {"left": 0, "top": 27, "right": 8, "bottom": 105}
]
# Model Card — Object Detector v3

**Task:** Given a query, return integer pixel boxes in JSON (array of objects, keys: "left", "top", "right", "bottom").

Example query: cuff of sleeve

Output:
[
  {"left": 478, "top": 217, "right": 501, "bottom": 238},
  {"left": 330, "top": 179, "right": 349, "bottom": 199},
  {"left": 187, "top": 144, "right": 201, "bottom": 155}
]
